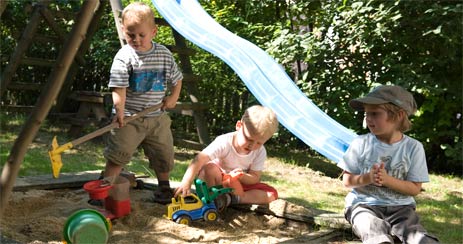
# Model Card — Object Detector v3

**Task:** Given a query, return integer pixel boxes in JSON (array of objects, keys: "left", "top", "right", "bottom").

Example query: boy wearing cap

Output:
[{"left": 337, "top": 85, "right": 439, "bottom": 244}]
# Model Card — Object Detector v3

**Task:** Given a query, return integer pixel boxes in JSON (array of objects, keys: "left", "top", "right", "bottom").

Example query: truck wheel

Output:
[
  {"left": 204, "top": 209, "right": 218, "bottom": 222},
  {"left": 176, "top": 215, "right": 192, "bottom": 225}
]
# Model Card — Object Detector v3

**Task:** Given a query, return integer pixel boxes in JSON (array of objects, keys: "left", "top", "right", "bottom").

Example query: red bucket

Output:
[{"left": 83, "top": 180, "right": 112, "bottom": 200}]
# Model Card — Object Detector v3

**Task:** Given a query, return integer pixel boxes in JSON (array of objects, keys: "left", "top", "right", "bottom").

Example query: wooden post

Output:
[
  {"left": 172, "top": 30, "right": 210, "bottom": 144},
  {"left": 0, "top": 1, "right": 7, "bottom": 18},
  {"left": 0, "top": 0, "right": 100, "bottom": 217},
  {"left": 109, "top": 0, "right": 126, "bottom": 47}
]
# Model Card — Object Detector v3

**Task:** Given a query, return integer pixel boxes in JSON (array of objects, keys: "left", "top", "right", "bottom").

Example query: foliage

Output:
[
  {"left": 1, "top": 0, "right": 461, "bottom": 174},
  {"left": 265, "top": 0, "right": 462, "bottom": 174}
]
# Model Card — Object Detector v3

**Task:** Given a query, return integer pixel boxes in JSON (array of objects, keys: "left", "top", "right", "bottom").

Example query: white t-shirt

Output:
[
  {"left": 202, "top": 132, "right": 267, "bottom": 173},
  {"left": 337, "top": 133, "right": 429, "bottom": 207}
]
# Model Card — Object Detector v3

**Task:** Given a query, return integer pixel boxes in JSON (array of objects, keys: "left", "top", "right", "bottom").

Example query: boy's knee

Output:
[
  {"left": 265, "top": 192, "right": 277, "bottom": 203},
  {"left": 402, "top": 229, "right": 439, "bottom": 244},
  {"left": 104, "top": 149, "right": 131, "bottom": 166},
  {"left": 203, "top": 162, "right": 221, "bottom": 172}
]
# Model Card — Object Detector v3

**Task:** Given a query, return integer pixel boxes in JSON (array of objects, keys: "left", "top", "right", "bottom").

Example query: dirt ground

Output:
[{"left": 0, "top": 186, "right": 353, "bottom": 244}]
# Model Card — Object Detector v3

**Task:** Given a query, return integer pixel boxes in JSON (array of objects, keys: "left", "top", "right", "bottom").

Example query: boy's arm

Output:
[
  {"left": 342, "top": 167, "right": 377, "bottom": 188},
  {"left": 174, "top": 151, "right": 210, "bottom": 197},
  {"left": 163, "top": 79, "right": 182, "bottom": 109},
  {"left": 375, "top": 163, "right": 422, "bottom": 196},
  {"left": 112, "top": 87, "right": 126, "bottom": 128},
  {"left": 240, "top": 169, "right": 261, "bottom": 185}
]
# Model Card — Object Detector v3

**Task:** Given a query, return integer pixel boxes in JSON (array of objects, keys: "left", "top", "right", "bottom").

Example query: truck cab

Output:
[{"left": 165, "top": 194, "right": 218, "bottom": 225}]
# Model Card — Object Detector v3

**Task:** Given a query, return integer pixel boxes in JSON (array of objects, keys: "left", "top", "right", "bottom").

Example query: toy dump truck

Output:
[
  {"left": 165, "top": 193, "right": 218, "bottom": 225},
  {"left": 165, "top": 178, "right": 233, "bottom": 225}
]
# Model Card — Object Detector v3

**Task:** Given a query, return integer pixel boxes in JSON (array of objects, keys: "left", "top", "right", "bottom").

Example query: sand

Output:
[{"left": 0, "top": 187, "right": 334, "bottom": 244}]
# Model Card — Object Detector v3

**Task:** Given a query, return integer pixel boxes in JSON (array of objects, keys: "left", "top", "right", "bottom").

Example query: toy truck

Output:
[
  {"left": 164, "top": 178, "right": 233, "bottom": 225},
  {"left": 165, "top": 193, "right": 218, "bottom": 225}
]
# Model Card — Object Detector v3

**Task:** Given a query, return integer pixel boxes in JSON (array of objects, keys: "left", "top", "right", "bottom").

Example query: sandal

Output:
[
  {"left": 153, "top": 186, "right": 174, "bottom": 205},
  {"left": 214, "top": 193, "right": 231, "bottom": 212}
]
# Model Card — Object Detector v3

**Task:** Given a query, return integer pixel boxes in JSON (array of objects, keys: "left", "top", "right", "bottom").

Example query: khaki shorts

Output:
[{"left": 104, "top": 113, "right": 174, "bottom": 173}]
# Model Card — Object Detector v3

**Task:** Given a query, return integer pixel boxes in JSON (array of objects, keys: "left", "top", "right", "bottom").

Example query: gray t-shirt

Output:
[
  {"left": 337, "top": 133, "right": 429, "bottom": 207},
  {"left": 109, "top": 42, "right": 183, "bottom": 117}
]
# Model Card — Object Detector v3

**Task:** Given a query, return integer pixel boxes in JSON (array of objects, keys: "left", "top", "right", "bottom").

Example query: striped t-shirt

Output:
[{"left": 109, "top": 42, "right": 183, "bottom": 116}]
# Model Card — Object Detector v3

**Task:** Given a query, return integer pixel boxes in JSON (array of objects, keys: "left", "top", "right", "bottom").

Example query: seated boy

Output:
[
  {"left": 338, "top": 85, "right": 439, "bottom": 243},
  {"left": 174, "top": 105, "right": 279, "bottom": 210}
]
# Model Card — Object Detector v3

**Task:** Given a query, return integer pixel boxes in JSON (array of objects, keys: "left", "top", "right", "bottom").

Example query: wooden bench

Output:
[{"left": 68, "top": 91, "right": 110, "bottom": 137}]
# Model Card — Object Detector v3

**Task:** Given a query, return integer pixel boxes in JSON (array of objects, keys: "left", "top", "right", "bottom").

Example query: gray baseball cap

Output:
[{"left": 349, "top": 85, "right": 417, "bottom": 115}]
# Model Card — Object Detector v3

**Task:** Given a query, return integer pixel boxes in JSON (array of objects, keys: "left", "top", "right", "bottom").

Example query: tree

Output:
[{"left": 266, "top": 0, "right": 462, "bottom": 173}]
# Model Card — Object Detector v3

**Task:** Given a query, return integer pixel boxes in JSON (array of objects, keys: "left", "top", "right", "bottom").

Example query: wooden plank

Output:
[
  {"left": 12, "top": 171, "right": 179, "bottom": 192},
  {"left": 0, "top": 105, "right": 34, "bottom": 113},
  {"left": 174, "top": 138, "right": 205, "bottom": 151},
  {"left": 167, "top": 102, "right": 208, "bottom": 116},
  {"left": 314, "top": 213, "right": 351, "bottom": 229},
  {"left": 13, "top": 170, "right": 101, "bottom": 191},
  {"left": 70, "top": 92, "right": 105, "bottom": 103},
  {"left": 7, "top": 82, "right": 42, "bottom": 91},
  {"left": 232, "top": 199, "right": 351, "bottom": 230},
  {"left": 284, "top": 228, "right": 343, "bottom": 243},
  {"left": 21, "top": 57, "right": 55, "bottom": 67}
]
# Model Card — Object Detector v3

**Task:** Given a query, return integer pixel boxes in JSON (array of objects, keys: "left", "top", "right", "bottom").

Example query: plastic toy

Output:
[
  {"left": 165, "top": 193, "right": 218, "bottom": 225},
  {"left": 83, "top": 176, "right": 131, "bottom": 219},
  {"left": 221, "top": 170, "right": 244, "bottom": 197},
  {"left": 164, "top": 178, "right": 233, "bottom": 225},
  {"left": 63, "top": 209, "right": 112, "bottom": 244},
  {"left": 194, "top": 178, "right": 233, "bottom": 204}
]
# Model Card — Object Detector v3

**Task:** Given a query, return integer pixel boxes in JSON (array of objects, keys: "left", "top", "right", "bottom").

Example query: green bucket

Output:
[{"left": 63, "top": 209, "right": 111, "bottom": 244}]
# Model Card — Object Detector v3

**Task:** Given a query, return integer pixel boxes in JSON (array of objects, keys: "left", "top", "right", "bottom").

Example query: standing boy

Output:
[
  {"left": 338, "top": 85, "right": 439, "bottom": 243},
  {"left": 104, "top": 2, "right": 183, "bottom": 204},
  {"left": 174, "top": 105, "right": 279, "bottom": 210}
]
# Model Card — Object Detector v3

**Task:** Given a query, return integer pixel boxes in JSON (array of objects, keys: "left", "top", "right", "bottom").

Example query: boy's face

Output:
[
  {"left": 364, "top": 105, "right": 397, "bottom": 137},
  {"left": 122, "top": 19, "right": 157, "bottom": 52},
  {"left": 233, "top": 120, "right": 267, "bottom": 154}
]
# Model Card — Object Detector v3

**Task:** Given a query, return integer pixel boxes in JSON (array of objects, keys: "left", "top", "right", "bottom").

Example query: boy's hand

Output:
[
  {"left": 374, "top": 162, "right": 390, "bottom": 186},
  {"left": 368, "top": 163, "right": 381, "bottom": 186},
  {"left": 113, "top": 110, "right": 125, "bottom": 128},
  {"left": 230, "top": 168, "right": 244, "bottom": 178},
  {"left": 174, "top": 182, "right": 191, "bottom": 197}
]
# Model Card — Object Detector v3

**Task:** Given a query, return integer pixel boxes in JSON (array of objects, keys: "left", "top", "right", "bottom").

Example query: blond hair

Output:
[
  {"left": 121, "top": 2, "right": 155, "bottom": 26},
  {"left": 378, "top": 103, "right": 412, "bottom": 132},
  {"left": 241, "top": 105, "right": 278, "bottom": 141}
]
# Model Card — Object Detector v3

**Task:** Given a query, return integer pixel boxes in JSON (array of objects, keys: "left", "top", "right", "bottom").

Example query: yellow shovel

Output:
[{"left": 49, "top": 103, "right": 164, "bottom": 178}]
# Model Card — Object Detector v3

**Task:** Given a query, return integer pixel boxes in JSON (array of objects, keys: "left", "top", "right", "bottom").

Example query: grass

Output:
[{"left": 1, "top": 112, "right": 462, "bottom": 243}]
